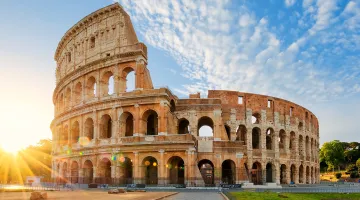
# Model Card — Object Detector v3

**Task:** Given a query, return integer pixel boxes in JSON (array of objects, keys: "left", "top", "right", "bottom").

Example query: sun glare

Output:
[{"left": 1, "top": 143, "right": 21, "bottom": 154}]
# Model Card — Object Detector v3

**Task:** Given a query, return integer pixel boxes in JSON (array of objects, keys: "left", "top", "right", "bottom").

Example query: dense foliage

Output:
[
  {"left": 0, "top": 139, "right": 52, "bottom": 184},
  {"left": 320, "top": 140, "right": 360, "bottom": 174}
]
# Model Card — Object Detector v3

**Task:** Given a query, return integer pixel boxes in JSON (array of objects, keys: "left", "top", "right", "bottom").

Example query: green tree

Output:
[
  {"left": 320, "top": 140, "right": 344, "bottom": 172},
  {"left": 356, "top": 158, "right": 360, "bottom": 174}
]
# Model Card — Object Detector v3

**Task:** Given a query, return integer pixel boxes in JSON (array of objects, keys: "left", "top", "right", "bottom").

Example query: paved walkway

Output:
[{"left": 162, "top": 192, "right": 224, "bottom": 200}]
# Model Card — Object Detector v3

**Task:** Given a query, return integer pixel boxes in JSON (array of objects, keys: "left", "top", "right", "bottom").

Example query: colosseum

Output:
[{"left": 51, "top": 3, "right": 320, "bottom": 187}]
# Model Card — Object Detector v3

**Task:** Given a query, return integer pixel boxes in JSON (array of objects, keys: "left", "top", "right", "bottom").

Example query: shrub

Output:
[
  {"left": 350, "top": 171, "right": 359, "bottom": 178},
  {"left": 335, "top": 172, "right": 342, "bottom": 179},
  {"left": 346, "top": 164, "right": 357, "bottom": 172}
]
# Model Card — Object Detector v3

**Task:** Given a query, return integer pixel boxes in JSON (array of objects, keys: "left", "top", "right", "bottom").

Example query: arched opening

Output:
[
  {"left": 100, "top": 114, "right": 112, "bottom": 139},
  {"left": 225, "top": 125, "right": 231, "bottom": 140},
  {"left": 101, "top": 71, "right": 114, "bottom": 96},
  {"left": 280, "top": 164, "right": 287, "bottom": 184},
  {"left": 236, "top": 125, "right": 247, "bottom": 145},
  {"left": 83, "top": 160, "right": 93, "bottom": 184},
  {"left": 84, "top": 118, "right": 94, "bottom": 140},
  {"left": 266, "top": 128, "right": 274, "bottom": 150},
  {"left": 97, "top": 158, "right": 111, "bottom": 184},
  {"left": 71, "top": 121, "right": 79, "bottom": 144},
  {"left": 222, "top": 160, "right": 236, "bottom": 184},
  {"left": 143, "top": 156, "right": 158, "bottom": 185},
  {"left": 122, "top": 67, "right": 135, "bottom": 92},
  {"left": 298, "top": 122, "right": 303, "bottom": 131},
  {"left": 56, "top": 163, "right": 61, "bottom": 183},
  {"left": 118, "top": 156, "right": 133, "bottom": 184},
  {"left": 178, "top": 119, "right": 190, "bottom": 134},
  {"left": 167, "top": 156, "right": 185, "bottom": 184},
  {"left": 62, "top": 162, "right": 68, "bottom": 182},
  {"left": 311, "top": 167, "right": 314, "bottom": 184},
  {"left": 58, "top": 94, "right": 64, "bottom": 111},
  {"left": 170, "top": 100, "right": 176, "bottom": 112},
  {"left": 266, "top": 163, "right": 275, "bottom": 183},
  {"left": 65, "top": 88, "right": 71, "bottom": 108},
  {"left": 143, "top": 110, "right": 158, "bottom": 135},
  {"left": 290, "top": 164, "right": 296, "bottom": 183},
  {"left": 198, "top": 159, "right": 214, "bottom": 186},
  {"left": 252, "top": 128, "right": 261, "bottom": 149},
  {"left": 71, "top": 161, "right": 79, "bottom": 183},
  {"left": 299, "top": 135, "right": 304, "bottom": 157},
  {"left": 198, "top": 116, "right": 214, "bottom": 137},
  {"left": 305, "top": 136, "right": 310, "bottom": 160},
  {"left": 252, "top": 113, "right": 261, "bottom": 124},
  {"left": 62, "top": 125, "right": 69, "bottom": 145},
  {"left": 120, "top": 112, "right": 134, "bottom": 137},
  {"left": 74, "top": 82, "right": 82, "bottom": 104},
  {"left": 86, "top": 76, "right": 96, "bottom": 99},
  {"left": 251, "top": 162, "right": 262, "bottom": 185},
  {"left": 306, "top": 166, "right": 310, "bottom": 184},
  {"left": 299, "top": 165, "right": 304, "bottom": 183},
  {"left": 289, "top": 131, "right": 295, "bottom": 150},
  {"left": 279, "top": 129, "right": 286, "bottom": 149}
]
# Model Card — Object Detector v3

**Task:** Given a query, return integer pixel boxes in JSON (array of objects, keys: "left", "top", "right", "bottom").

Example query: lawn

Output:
[{"left": 228, "top": 191, "right": 360, "bottom": 200}]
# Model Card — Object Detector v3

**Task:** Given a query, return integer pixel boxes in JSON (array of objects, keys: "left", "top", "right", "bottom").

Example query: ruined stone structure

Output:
[{"left": 51, "top": 3, "right": 320, "bottom": 186}]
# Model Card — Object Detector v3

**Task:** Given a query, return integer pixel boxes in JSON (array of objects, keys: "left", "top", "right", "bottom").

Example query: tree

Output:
[
  {"left": 356, "top": 158, "right": 360, "bottom": 174},
  {"left": 320, "top": 140, "right": 344, "bottom": 172}
]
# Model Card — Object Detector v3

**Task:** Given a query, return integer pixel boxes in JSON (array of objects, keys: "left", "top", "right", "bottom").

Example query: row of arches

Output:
[{"left": 56, "top": 68, "right": 135, "bottom": 112}]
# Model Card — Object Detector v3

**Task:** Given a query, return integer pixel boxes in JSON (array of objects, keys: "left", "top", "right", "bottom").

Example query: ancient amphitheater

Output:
[{"left": 51, "top": 3, "right": 320, "bottom": 187}]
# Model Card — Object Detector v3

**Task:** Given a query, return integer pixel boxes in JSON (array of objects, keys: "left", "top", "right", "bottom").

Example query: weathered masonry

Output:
[{"left": 51, "top": 3, "right": 320, "bottom": 186}]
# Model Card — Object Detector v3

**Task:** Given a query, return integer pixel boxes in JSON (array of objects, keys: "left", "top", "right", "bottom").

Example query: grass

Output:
[{"left": 229, "top": 191, "right": 360, "bottom": 200}]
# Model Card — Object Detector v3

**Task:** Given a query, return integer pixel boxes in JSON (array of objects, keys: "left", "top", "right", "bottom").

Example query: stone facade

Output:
[{"left": 51, "top": 3, "right": 320, "bottom": 186}]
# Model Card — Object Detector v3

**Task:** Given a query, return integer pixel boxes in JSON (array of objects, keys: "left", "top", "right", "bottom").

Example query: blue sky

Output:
[{"left": 0, "top": 0, "right": 359, "bottom": 150}]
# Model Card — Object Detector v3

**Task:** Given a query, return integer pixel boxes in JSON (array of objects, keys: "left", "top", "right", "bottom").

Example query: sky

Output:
[{"left": 0, "top": 0, "right": 359, "bottom": 152}]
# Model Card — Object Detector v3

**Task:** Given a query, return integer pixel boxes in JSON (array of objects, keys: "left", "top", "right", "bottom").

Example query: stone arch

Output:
[
  {"left": 84, "top": 118, "right": 94, "bottom": 140},
  {"left": 280, "top": 164, "right": 287, "bottom": 184},
  {"left": 252, "top": 113, "right": 261, "bottom": 124},
  {"left": 122, "top": 67, "right": 135, "bottom": 92},
  {"left": 100, "top": 114, "right": 112, "bottom": 139},
  {"left": 167, "top": 156, "right": 185, "bottom": 184},
  {"left": 178, "top": 118, "right": 190, "bottom": 134},
  {"left": 71, "top": 121, "right": 80, "bottom": 144},
  {"left": 298, "top": 122, "right": 303, "bottom": 131},
  {"left": 74, "top": 82, "right": 82, "bottom": 104},
  {"left": 62, "top": 125, "right": 69, "bottom": 145},
  {"left": 58, "top": 93, "right": 64, "bottom": 111},
  {"left": 86, "top": 76, "right": 96, "bottom": 99},
  {"left": 289, "top": 131, "right": 295, "bottom": 150},
  {"left": 119, "top": 112, "right": 134, "bottom": 137},
  {"left": 142, "top": 109, "right": 158, "bottom": 135},
  {"left": 118, "top": 156, "right": 133, "bottom": 184},
  {"left": 97, "top": 158, "right": 112, "bottom": 184},
  {"left": 306, "top": 166, "right": 310, "bottom": 184},
  {"left": 65, "top": 87, "right": 71, "bottom": 108},
  {"left": 236, "top": 125, "right": 247, "bottom": 144},
  {"left": 266, "top": 162, "right": 275, "bottom": 183},
  {"left": 266, "top": 128, "right": 275, "bottom": 150},
  {"left": 299, "top": 164, "right": 304, "bottom": 183},
  {"left": 101, "top": 71, "right": 114, "bottom": 96},
  {"left": 251, "top": 162, "right": 262, "bottom": 185},
  {"left": 142, "top": 156, "right": 158, "bottom": 185},
  {"left": 311, "top": 166, "right": 314, "bottom": 184},
  {"left": 222, "top": 159, "right": 236, "bottom": 184},
  {"left": 83, "top": 160, "right": 94, "bottom": 184},
  {"left": 305, "top": 136, "right": 310, "bottom": 160},
  {"left": 224, "top": 125, "right": 231, "bottom": 140},
  {"left": 71, "top": 161, "right": 79, "bottom": 183},
  {"left": 290, "top": 164, "right": 296, "bottom": 183},
  {"left": 299, "top": 135, "right": 304, "bottom": 158},
  {"left": 252, "top": 127, "right": 261, "bottom": 149},
  {"left": 198, "top": 116, "right": 214, "bottom": 137},
  {"left": 62, "top": 162, "right": 68, "bottom": 181},
  {"left": 279, "top": 129, "right": 286, "bottom": 149},
  {"left": 198, "top": 159, "right": 214, "bottom": 186}
]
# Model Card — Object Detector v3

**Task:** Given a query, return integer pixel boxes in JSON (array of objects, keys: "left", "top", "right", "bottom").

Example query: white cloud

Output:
[
  {"left": 285, "top": 0, "right": 296, "bottom": 7},
  {"left": 309, "top": 0, "right": 338, "bottom": 34}
]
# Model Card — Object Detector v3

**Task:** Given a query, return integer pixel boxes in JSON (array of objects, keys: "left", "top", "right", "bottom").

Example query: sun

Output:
[{"left": 1, "top": 143, "right": 21, "bottom": 154}]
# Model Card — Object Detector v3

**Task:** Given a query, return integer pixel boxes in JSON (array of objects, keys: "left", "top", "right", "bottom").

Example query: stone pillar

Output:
[
  {"left": 275, "top": 162, "right": 280, "bottom": 184},
  {"left": 214, "top": 154, "right": 221, "bottom": 186},
  {"left": 133, "top": 152, "right": 140, "bottom": 183},
  {"left": 133, "top": 104, "right": 141, "bottom": 135},
  {"left": 93, "top": 167, "right": 97, "bottom": 181},
  {"left": 158, "top": 149, "right": 165, "bottom": 185},
  {"left": 96, "top": 71, "right": 100, "bottom": 98},
  {"left": 114, "top": 65, "right": 120, "bottom": 95},
  {"left": 81, "top": 77, "right": 85, "bottom": 103},
  {"left": 158, "top": 101, "right": 168, "bottom": 135},
  {"left": 286, "top": 165, "right": 291, "bottom": 184}
]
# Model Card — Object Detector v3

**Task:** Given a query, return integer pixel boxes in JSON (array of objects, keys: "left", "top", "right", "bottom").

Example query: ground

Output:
[
  {"left": 0, "top": 191, "right": 177, "bottom": 200},
  {"left": 228, "top": 191, "right": 360, "bottom": 200},
  {"left": 162, "top": 192, "right": 223, "bottom": 200}
]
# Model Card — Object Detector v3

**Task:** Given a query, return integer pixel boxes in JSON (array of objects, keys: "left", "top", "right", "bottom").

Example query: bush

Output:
[
  {"left": 335, "top": 172, "right": 342, "bottom": 179},
  {"left": 350, "top": 171, "right": 359, "bottom": 178},
  {"left": 346, "top": 164, "right": 357, "bottom": 172}
]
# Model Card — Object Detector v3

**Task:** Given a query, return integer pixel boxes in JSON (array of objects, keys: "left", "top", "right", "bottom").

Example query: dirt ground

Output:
[{"left": 0, "top": 190, "right": 177, "bottom": 200}]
